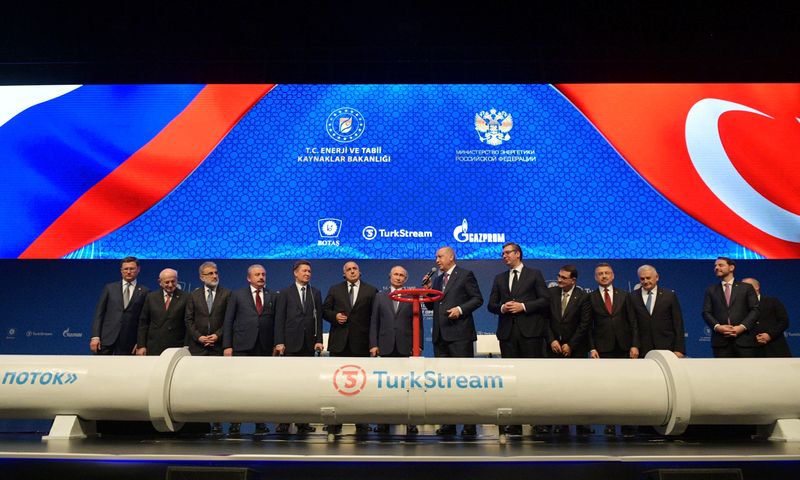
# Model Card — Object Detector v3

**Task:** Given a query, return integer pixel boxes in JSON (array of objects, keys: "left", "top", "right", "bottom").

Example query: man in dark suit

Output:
[
  {"left": 222, "top": 264, "right": 276, "bottom": 435},
  {"left": 487, "top": 242, "right": 549, "bottom": 436},
  {"left": 184, "top": 261, "right": 230, "bottom": 435},
  {"left": 274, "top": 260, "right": 323, "bottom": 434},
  {"left": 742, "top": 278, "right": 792, "bottom": 358},
  {"left": 91, "top": 256, "right": 150, "bottom": 355},
  {"left": 547, "top": 265, "right": 591, "bottom": 360},
  {"left": 186, "top": 261, "right": 231, "bottom": 356},
  {"left": 323, "top": 260, "right": 377, "bottom": 434},
  {"left": 324, "top": 261, "right": 378, "bottom": 357},
  {"left": 588, "top": 263, "right": 639, "bottom": 360},
  {"left": 588, "top": 262, "right": 639, "bottom": 437},
  {"left": 370, "top": 266, "right": 416, "bottom": 358},
  {"left": 370, "top": 265, "right": 419, "bottom": 435},
  {"left": 136, "top": 268, "right": 188, "bottom": 356},
  {"left": 630, "top": 265, "right": 685, "bottom": 358},
  {"left": 547, "top": 265, "right": 592, "bottom": 435},
  {"left": 702, "top": 257, "right": 760, "bottom": 358},
  {"left": 423, "top": 246, "right": 483, "bottom": 437}
]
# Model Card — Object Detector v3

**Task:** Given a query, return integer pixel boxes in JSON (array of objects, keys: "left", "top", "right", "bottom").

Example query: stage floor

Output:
[{"left": 2, "top": 426, "right": 800, "bottom": 479}]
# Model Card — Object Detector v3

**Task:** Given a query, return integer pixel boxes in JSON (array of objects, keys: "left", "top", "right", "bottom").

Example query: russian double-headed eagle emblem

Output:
[{"left": 475, "top": 109, "right": 513, "bottom": 146}]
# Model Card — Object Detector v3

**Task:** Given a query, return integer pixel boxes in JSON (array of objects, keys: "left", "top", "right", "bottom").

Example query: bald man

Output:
[{"left": 136, "top": 268, "right": 188, "bottom": 356}]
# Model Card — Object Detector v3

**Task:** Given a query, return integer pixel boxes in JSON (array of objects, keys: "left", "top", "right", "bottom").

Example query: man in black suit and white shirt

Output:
[
  {"left": 742, "top": 277, "right": 792, "bottom": 358},
  {"left": 136, "top": 268, "right": 188, "bottom": 356},
  {"left": 324, "top": 261, "right": 378, "bottom": 357},
  {"left": 90, "top": 256, "right": 149, "bottom": 355},
  {"left": 630, "top": 265, "right": 685, "bottom": 358},
  {"left": 488, "top": 242, "right": 549, "bottom": 435},
  {"left": 323, "top": 261, "right": 377, "bottom": 434},
  {"left": 274, "top": 260, "right": 323, "bottom": 434},
  {"left": 423, "top": 246, "right": 483, "bottom": 437},
  {"left": 222, "top": 264, "right": 276, "bottom": 436},
  {"left": 488, "top": 242, "right": 550, "bottom": 358},
  {"left": 702, "top": 257, "right": 760, "bottom": 358}
]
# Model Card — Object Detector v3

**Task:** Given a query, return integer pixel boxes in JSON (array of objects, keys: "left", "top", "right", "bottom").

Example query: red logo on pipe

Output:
[{"left": 333, "top": 364, "right": 367, "bottom": 396}]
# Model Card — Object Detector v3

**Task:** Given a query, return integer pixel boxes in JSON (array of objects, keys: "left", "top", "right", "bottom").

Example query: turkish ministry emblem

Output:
[{"left": 475, "top": 108, "right": 513, "bottom": 146}]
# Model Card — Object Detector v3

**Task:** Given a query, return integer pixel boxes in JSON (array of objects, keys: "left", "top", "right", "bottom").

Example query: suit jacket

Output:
[
  {"left": 185, "top": 285, "right": 231, "bottom": 355},
  {"left": 546, "top": 286, "right": 591, "bottom": 357},
  {"left": 370, "top": 290, "right": 416, "bottom": 356},
  {"left": 222, "top": 286, "right": 276, "bottom": 353},
  {"left": 137, "top": 288, "right": 189, "bottom": 356},
  {"left": 702, "top": 280, "right": 759, "bottom": 347},
  {"left": 487, "top": 266, "right": 550, "bottom": 340},
  {"left": 274, "top": 283, "right": 323, "bottom": 353},
  {"left": 92, "top": 281, "right": 149, "bottom": 354},
  {"left": 425, "top": 266, "right": 483, "bottom": 343},
  {"left": 755, "top": 295, "right": 792, "bottom": 357},
  {"left": 588, "top": 287, "right": 639, "bottom": 353},
  {"left": 323, "top": 281, "right": 378, "bottom": 355},
  {"left": 630, "top": 287, "right": 685, "bottom": 355}
]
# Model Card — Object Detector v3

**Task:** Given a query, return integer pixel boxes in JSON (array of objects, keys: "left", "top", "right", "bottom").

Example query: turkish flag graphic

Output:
[{"left": 557, "top": 84, "right": 800, "bottom": 258}]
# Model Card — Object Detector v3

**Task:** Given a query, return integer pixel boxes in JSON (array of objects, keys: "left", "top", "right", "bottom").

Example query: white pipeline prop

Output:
[{"left": 1, "top": 349, "right": 799, "bottom": 437}]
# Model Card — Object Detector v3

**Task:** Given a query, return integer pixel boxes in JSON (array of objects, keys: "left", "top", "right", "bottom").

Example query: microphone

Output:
[{"left": 421, "top": 267, "right": 437, "bottom": 285}]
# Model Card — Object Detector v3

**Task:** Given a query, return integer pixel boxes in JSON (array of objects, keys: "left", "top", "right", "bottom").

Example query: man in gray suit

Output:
[
  {"left": 90, "top": 256, "right": 149, "bottom": 355},
  {"left": 186, "top": 261, "right": 231, "bottom": 356},
  {"left": 185, "top": 261, "right": 231, "bottom": 435},
  {"left": 370, "top": 265, "right": 419, "bottom": 435},
  {"left": 702, "top": 257, "right": 760, "bottom": 358},
  {"left": 370, "top": 266, "right": 416, "bottom": 358}
]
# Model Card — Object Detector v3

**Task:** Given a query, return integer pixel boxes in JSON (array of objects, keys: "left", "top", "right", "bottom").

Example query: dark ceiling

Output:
[{"left": 1, "top": 1, "right": 798, "bottom": 83}]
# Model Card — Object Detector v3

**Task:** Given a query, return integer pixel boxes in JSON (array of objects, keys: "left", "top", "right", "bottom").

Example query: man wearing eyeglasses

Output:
[{"left": 488, "top": 242, "right": 550, "bottom": 436}]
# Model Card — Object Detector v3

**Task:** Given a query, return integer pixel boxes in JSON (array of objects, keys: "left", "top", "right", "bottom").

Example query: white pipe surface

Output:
[{"left": 1, "top": 349, "right": 798, "bottom": 435}]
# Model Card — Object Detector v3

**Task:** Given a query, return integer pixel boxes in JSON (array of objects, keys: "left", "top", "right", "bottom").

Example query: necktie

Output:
[
  {"left": 510, "top": 269, "right": 519, "bottom": 293},
  {"left": 255, "top": 289, "right": 263, "bottom": 314},
  {"left": 301, "top": 286, "right": 307, "bottom": 311},
  {"left": 207, "top": 288, "right": 214, "bottom": 312},
  {"left": 645, "top": 290, "right": 653, "bottom": 315},
  {"left": 723, "top": 283, "right": 731, "bottom": 306},
  {"left": 443, "top": 273, "right": 450, "bottom": 289},
  {"left": 603, "top": 288, "right": 612, "bottom": 314},
  {"left": 349, "top": 283, "right": 356, "bottom": 307},
  {"left": 164, "top": 292, "right": 172, "bottom": 311},
  {"left": 561, "top": 292, "right": 569, "bottom": 317},
  {"left": 123, "top": 282, "right": 131, "bottom": 309}
]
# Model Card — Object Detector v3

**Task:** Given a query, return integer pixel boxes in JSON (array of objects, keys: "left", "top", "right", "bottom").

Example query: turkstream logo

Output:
[{"left": 332, "top": 364, "right": 505, "bottom": 396}]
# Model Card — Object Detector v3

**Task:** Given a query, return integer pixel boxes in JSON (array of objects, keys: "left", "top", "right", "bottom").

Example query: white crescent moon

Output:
[{"left": 685, "top": 98, "right": 800, "bottom": 242}]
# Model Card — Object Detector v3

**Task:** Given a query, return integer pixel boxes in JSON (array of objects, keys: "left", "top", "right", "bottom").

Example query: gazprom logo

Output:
[
  {"left": 373, "top": 370, "right": 504, "bottom": 390},
  {"left": 453, "top": 218, "right": 505, "bottom": 243}
]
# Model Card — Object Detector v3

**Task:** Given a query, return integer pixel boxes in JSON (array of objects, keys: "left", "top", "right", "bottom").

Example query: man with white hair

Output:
[
  {"left": 630, "top": 264, "right": 685, "bottom": 357},
  {"left": 136, "top": 268, "right": 188, "bottom": 356}
]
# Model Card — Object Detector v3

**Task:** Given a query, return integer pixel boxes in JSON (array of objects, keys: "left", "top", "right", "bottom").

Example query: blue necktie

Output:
[{"left": 645, "top": 290, "right": 653, "bottom": 315}]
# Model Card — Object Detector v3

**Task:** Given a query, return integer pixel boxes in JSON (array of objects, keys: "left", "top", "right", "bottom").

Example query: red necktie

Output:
[
  {"left": 164, "top": 293, "right": 172, "bottom": 311},
  {"left": 603, "top": 288, "right": 612, "bottom": 314},
  {"left": 255, "top": 289, "right": 263, "bottom": 314}
]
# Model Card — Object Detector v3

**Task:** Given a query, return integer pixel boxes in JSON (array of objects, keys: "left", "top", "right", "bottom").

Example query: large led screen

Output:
[{"left": 3, "top": 84, "right": 798, "bottom": 260}]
